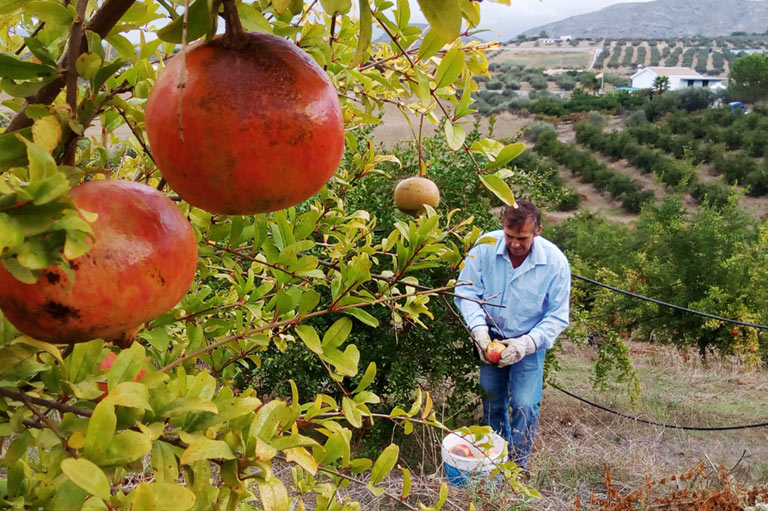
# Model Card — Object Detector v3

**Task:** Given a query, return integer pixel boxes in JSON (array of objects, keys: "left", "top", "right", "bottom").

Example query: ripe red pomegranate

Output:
[
  {"left": 145, "top": 32, "right": 345, "bottom": 215},
  {"left": 0, "top": 180, "right": 198, "bottom": 345}
]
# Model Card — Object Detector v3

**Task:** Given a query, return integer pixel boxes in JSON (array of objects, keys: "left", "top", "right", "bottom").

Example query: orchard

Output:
[{"left": 0, "top": 0, "right": 537, "bottom": 509}]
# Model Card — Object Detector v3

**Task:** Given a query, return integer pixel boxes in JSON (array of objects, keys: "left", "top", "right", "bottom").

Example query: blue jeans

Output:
[{"left": 479, "top": 348, "right": 546, "bottom": 469}]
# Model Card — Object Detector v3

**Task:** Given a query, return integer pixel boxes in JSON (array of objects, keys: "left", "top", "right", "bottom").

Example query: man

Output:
[{"left": 454, "top": 201, "right": 570, "bottom": 469}]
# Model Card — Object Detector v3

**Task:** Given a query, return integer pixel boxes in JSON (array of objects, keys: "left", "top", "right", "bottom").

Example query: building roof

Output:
[{"left": 644, "top": 66, "right": 701, "bottom": 77}]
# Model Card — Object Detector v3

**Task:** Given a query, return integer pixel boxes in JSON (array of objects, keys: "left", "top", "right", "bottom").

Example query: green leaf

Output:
[
  {"left": 416, "top": 30, "right": 443, "bottom": 61},
  {"left": 18, "top": 135, "right": 57, "bottom": 181},
  {"left": 1, "top": 76, "right": 54, "bottom": 98},
  {"left": 435, "top": 46, "right": 464, "bottom": 89},
  {"left": 64, "top": 230, "right": 90, "bottom": 260},
  {"left": 60, "top": 458, "right": 111, "bottom": 500},
  {"left": 343, "top": 307, "right": 380, "bottom": 327},
  {"left": 342, "top": 396, "right": 361, "bottom": 428},
  {"left": 163, "top": 396, "right": 218, "bottom": 417},
  {"left": 458, "top": 0, "right": 480, "bottom": 27},
  {"left": 132, "top": 482, "right": 196, "bottom": 511},
  {"left": 151, "top": 441, "right": 179, "bottom": 483},
  {"left": 51, "top": 480, "right": 87, "bottom": 511},
  {"left": 84, "top": 400, "right": 116, "bottom": 460},
  {"left": 106, "top": 381, "right": 152, "bottom": 410},
  {"left": 416, "top": 0, "right": 461, "bottom": 44},
  {"left": 180, "top": 438, "right": 235, "bottom": 465},
  {"left": 257, "top": 477, "right": 289, "bottom": 511},
  {"left": 272, "top": 0, "right": 291, "bottom": 15},
  {"left": 478, "top": 172, "right": 516, "bottom": 207},
  {"left": 319, "top": 0, "right": 350, "bottom": 14},
  {"left": 31, "top": 172, "right": 70, "bottom": 205},
  {"left": 105, "top": 34, "right": 135, "bottom": 62},
  {"left": 76, "top": 52, "right": 102, "bottom": 79},
  {"left": 107, "top": 342, "right": 146, "bottom": 389},
  {"left": 24, "top": 1, "right": 73, "bottom": 26},
  {"left": 195, "top": 396, "right": 262, "bottom": 429},
  {"left": 0, "top": 0, "right": 32, "bottom": 14},
  {"left": 104, "top": 430, "right": 153, "bottom": 464},
  {"left": 444, "top": 121, "right": 465, "bottom": 151},
  {"left": 16, "top": 238, "right": 54, "bottom": 270},
  {"left": 350, "top": 0, "right": 371, "bottom": 68},
  {"left": 322, "top": 345, "right": 359, "bottom": 377},
  {"left": 487, "top": 142, "right": 526, "bottom": 171},
  {"left": 156, "top": 0, "right": 211, "bottom": 44},
  {"left": 322, "top": 317, "right": 353, "bottom": 349},
  {"left": 295, "top": 325, "right": 322, "bottom": 354},
  {"left": 370, "top": 444, "right": 399, "bottom": 484},
  {"left": 0, "top": 127, "right": 31, "bottom": 170},
  {"left": 92, "top": 58, "right": 128, "bottom": 91},
  {"left": 400, "top": 465, "right": 411, "bottom": 498},
  {"left": 354, "top": 362, "right": 376, "bottom": 393},
  {"left": 0, "top": 213, "right": 24, "bottom": 256},
  {"left": 0, "top": 51, "right": 55, "bottom": 80}
]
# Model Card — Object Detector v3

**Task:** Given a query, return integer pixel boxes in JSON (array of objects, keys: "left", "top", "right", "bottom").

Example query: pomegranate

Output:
[
  {"left": 485, "top": 340, "right": 505, "bottom": 364},
  {"left": 145, "top": 32, "right": 345, "bottom": 215},
  {"left": 449, "top": 443, "right": 473, "bottom": 457},
  {"left": 394, "top": 176, "right": 440, "bottom": 217},
  {"left": 0, "top": 180, "right": 198, "bottom": 345}
]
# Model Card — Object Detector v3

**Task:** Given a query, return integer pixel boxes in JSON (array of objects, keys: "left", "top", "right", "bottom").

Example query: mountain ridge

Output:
[{"left": 522, "top": 0, "right": 768, "bottom": 39}]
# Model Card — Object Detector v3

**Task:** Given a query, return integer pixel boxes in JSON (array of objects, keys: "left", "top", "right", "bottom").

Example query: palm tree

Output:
[{"left": 652, "top": 75, "right": 670, "bottom": 94}]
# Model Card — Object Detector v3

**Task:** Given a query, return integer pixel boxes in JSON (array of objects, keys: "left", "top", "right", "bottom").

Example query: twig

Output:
[
  {"left": 19, "top": 394, "right": 78, "bottom": 456},
  {"left": 15, "top": 22, "right": 45, "bottom": 54},
  {"left": 176, "top": 0, "right": 191, "bottom": 143},
  {"left": 317, "top": 466, "right": 419, "bottom": 511},
  {"left": 6, "top": 0, "right": 138, "bottom": 134},
  {"left": 0, "top": 387, "right": 93, "bottom": 418},
  {"left": 61, "top": 0, "right": 89, "bottom": 166},
  {"left": 160, "top": 283, "right": 459, "bottom": 373}
]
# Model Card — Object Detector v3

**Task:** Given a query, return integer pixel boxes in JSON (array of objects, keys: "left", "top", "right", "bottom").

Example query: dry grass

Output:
[{"left": 357, "top": 340, "right": 768, "bottom": 510}]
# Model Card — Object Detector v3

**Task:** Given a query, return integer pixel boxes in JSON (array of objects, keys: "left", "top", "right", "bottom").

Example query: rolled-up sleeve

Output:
[
  {"left": 528, "top": 260, "right": 570, "bottom": 350},
  {"left": 454, "top": 248, "right": 488, "bottom": 332}
]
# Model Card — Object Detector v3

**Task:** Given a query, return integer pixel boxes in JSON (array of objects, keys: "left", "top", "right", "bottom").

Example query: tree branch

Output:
[{"left": 5, "top": 0, "right": 137, "bottom": 133}]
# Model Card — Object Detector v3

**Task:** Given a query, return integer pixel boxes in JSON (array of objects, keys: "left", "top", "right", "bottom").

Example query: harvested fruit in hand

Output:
[
  {"left": 145, "top": 32, "right": 345, "bottom": 215},
  {"left": 394, "top": 176, "right": 440, "bottom": 217},
  {"left": 485, "top": 340, "right": 506, "bottom": 364},
  {"left": 0, "top": 180, "right": 198, "bottom": 345}
]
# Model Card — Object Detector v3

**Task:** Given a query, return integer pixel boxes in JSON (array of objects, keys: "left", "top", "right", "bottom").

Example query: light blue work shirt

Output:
[{"left": 454, "top": 230, "right": 571, "bottom": 350}]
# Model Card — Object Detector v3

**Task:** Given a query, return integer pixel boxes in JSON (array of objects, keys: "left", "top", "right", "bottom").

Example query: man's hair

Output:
[{"left": 502, "top": 200, "right": 540, "bottom": 229}]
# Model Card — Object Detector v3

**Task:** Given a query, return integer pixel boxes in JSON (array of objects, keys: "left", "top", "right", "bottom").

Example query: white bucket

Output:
[{"left": 441, "top": 431, "right": 507, "bottom": 487}]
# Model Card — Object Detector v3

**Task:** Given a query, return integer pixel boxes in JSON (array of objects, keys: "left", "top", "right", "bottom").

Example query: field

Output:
[{"left": 356, "top": 340, "right": 768, "bottom": 510}]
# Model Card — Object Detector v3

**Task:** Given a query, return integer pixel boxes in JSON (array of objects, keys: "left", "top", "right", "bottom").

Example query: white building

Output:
[{"left": 630, "top": 66, "right": 725, "bottom": 91}]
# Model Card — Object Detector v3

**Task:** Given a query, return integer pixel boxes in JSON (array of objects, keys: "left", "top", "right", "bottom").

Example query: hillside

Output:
[{"left": 523, "top": 0, "right": 768, "bottom": 39}]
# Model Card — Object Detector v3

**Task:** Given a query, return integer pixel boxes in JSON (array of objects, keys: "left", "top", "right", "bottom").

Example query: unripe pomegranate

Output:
[
  {"left": 0, "top": 180, "right": 198, "bottom": 345},
  {"left": 145, "top": 32, "right": 345, "bottom": 215},
  {"left": 394, "top": 176, "right": 440, "bottom": 217}
]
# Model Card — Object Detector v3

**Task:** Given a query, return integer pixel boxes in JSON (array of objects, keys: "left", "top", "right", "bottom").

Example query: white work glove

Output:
[
  {"left": 498, "top": 335, "right": 537, "bottom": 367},
  {"left": 471, "top": 326, "right": 491, "bottom": 364}
]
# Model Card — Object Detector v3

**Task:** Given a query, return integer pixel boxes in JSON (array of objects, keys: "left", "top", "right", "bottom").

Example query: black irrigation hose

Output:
[
  {"left": 572, "top": 274, "right": 768, "bottom": 331},
  {"left": 547, "top": 381, "right": 768, "bottom": 431}
]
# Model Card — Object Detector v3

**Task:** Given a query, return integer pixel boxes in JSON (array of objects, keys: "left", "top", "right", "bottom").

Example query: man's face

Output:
[{"left": 504, "top": 218, "right": 541, "bottom": 259}]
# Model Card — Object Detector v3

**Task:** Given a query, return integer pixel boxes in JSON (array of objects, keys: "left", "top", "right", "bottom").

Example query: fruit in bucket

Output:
[
  {"left": 449, "top": 443, "right": 473, "bottom": 457},
  {"left": 485, "top": 340, "right": 506, "bottom": 364}
]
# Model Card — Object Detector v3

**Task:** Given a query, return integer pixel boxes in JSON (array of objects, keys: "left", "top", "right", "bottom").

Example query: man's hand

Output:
[
  {"left": 471, "top": 326, "right": 491, "bottom": 364},
  {"left": 498, "top": 335, "right": 536, "bottom": 367}
]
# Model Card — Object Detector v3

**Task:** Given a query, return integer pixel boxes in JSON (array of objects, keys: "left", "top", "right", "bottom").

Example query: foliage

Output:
[
  {"left": 548, "top": 199, "right": 768, "bottom": 363},
  {"left": 729, "top": 53, "right": 768, "bottom": 103},
  {"left": 0, "top": 0, "right": 549, "bottom": 509}
]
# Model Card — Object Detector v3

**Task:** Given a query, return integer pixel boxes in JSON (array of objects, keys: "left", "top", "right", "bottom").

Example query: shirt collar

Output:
[{"left": 495, "top": 236, "right": 546, "bottom": 266}]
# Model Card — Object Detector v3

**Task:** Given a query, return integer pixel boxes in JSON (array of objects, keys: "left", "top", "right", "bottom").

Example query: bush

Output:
[
  {"left": 529, "top": 75, "right": 549, "bottom": 90},
  {"left": 555, "top": 74, "right": 576, "bottom": 90},
  {"left": 587, "top": 110, "right": 607, "bottom": 127},
  {"left": 526, "top": 120, "right": 556, "bottom": 142},
  {"left": 486, "top": 79, "right": 504, "bottom": 90},
  {"left": 626, "top": 110, "right": 648, "bottom": 126}
]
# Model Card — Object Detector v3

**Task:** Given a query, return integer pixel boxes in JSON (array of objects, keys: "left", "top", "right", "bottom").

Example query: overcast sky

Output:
[{"left": 409, "top": 0, "right": 656, "bottom": 41}]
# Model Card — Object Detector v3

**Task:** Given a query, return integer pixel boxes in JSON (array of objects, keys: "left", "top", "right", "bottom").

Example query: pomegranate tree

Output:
[
  {"left": 0, "top": 180, "right": 197, "bottom": 345},
  {"left": 145, "top": 31, "right": 345, "bottom": 215}
]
